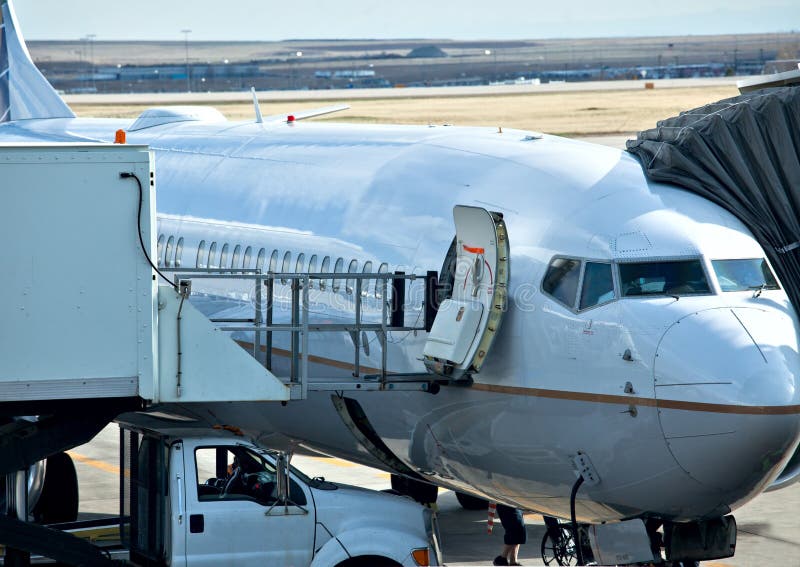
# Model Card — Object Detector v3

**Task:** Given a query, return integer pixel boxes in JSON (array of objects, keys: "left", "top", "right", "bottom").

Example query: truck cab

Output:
[{"left": 123, "top": 426, "right": 440, "bottom": 567}]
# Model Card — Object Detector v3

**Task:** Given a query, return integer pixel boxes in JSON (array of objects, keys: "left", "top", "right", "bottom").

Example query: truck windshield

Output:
[
  {"left": 619, "top": 260, "right": 710, "bottom": 297},
  {"left": 711, "top": 258, "right": 779, "bottom": 292}
]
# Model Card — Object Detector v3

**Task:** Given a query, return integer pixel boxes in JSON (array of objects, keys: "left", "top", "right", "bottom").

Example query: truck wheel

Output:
[
  {"left": 336, "top": 556, "right": 401, "bottom": 567},
  {"left": 32, "top": 452, "right": 79, "bottom": 524},
  {"left": 455, "top": 491, "right": 489, "bottom": 510},
  {"left": 390, "top": 474, "right": 438, "bottom": 504}
]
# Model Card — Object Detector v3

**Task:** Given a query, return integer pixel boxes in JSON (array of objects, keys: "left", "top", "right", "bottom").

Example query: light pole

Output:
[
  {"left": 290, "top": 50, "right": 302, "bottom": 89},
  {"left": 484, "top": 49, "right": 497, "bottom": 83},
  {"left": 181, "top": 29, "right": 192, "bottom": 92}
]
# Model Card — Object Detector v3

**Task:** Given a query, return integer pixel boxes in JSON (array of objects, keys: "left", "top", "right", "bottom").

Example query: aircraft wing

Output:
[{"left": 264, "top": 104, "right": 350, "bottom": 124}]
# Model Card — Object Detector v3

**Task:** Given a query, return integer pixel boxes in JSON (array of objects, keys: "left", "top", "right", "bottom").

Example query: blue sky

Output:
[{"left": 12, "top": 0, "right": 800, "bottom": 41}]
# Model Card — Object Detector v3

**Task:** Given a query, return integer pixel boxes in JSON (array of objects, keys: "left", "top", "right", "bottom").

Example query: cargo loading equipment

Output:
[
  {"left": 0, "top": 144, "right": 296, "bottom": 565},
  {"left": 0, "top": 144, "right": 292, "bottom": 470}
]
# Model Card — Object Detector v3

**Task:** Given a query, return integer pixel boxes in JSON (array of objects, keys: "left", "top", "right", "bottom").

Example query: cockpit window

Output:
[
  {"left": 712, "top": 259, "right": 779, "bottom": 292},
  {"left": 542, "top": 258, "right": 582, "bottom": 307},
  {"left": 580, "top": 262, "right": 615, "bottom": 310},
  {"left": 619, "top": 260, "right": 710, "bottom": 297}
]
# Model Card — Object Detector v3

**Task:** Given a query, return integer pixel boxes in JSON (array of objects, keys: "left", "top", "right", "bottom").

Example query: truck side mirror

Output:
[{"left": 275, "top": 452, "right": 290, "bottom": 506}]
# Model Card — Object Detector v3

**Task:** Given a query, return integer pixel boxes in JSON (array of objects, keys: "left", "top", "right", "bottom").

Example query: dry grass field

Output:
[{"left": 72, "top": 84, "right": 738, "bottom": 136}]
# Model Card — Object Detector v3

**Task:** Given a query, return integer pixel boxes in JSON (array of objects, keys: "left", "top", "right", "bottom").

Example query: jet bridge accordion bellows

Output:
[{"left": 627, "top": 87, "right": 800, "bottom": 313}]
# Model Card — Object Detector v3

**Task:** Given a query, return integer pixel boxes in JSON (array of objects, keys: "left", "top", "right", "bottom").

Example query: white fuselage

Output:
[{"left": 2, "top": 115, "right": 799, "bottom": 523}]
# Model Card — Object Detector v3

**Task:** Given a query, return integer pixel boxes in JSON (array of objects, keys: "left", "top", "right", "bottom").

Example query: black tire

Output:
[
  {"left": 336, "top": 555, "right": 401, "bottom": 567},
  {"left": 455, "top": 491, "right": 488, "bottom": 510},
  {"left": 390, "top": 474, "right": 438, "bottom": 504},
  {"left": 32, "top": 452, "right": 79, "bottom": 524}
]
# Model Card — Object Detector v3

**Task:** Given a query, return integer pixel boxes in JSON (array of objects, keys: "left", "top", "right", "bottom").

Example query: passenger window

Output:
[
  {"left": 307, "top": 255, "right": 318, "bottom": 288},
  {"left": 361, "top": 261, "right": 373, "bottom": 297},
  {"left": 231, "top": 244, "right": 242, "bottom": 269},
  {"left": 332, "top": 258, "right": 344, "bottom": 292},
  {"left": 542, "top": 258, "right": 582, "bottom": 308},
  {"left": 175, "top": 237, "right": 184, "bottom": 268},
  {"left": 319, "top": 256, "right": 331, "bottom": 290},
  {"left": 255, "top": 248, "right": 266, "bottom": 272},
  {"left": 243, "top": 246, "right": 253, "bottom": 269},
  {"left": 268, "top": 250, "right": 279, "bottom": 272},
  {"left": 157, "top": 234, "right": 165, "bottom": 267},
  {"left": 375, "top": 262, "right": 389, "bottom": 298},
  {"left": 296, "top": 253, "right": 306, "bottom": 274},
  {"left": 207, "top": 242, "right": 218, "bottom": 269},
  {"left": 281, "top": 251, "right": 292, "bottom": 284},
  {"left": 580, "top": 262, "right": 614, "bottom": 310},
  {"left": 196, "top": 240, "right": 207, "bottom": 269},
  {"left": 194, "top": 446, "right": 306, "bottom": 506},
  {"left": 165, "top": 236, "right": 175, "bottom": 268},
  {"left": 346, "top": 259, "right": 358, "bottom": 294},
  {"left": 220, "top": 243, "right": 230, "bottom": 270}
]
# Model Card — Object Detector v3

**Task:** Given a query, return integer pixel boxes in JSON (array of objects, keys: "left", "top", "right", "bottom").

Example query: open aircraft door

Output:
[{"left": 423, "top": 206, "right": 509, "bottom": 380}]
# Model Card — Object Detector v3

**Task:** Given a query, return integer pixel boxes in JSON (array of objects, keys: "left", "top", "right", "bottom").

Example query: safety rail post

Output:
[
  {"left": 254, "top": 271, "right": 263, "bottom": 363},
  {"left": 290, "top": 278, "right": 300, "bottom": 385},
  {"left": 265, "top": 275, "right": 274, "bottom": 371},
  {"left": 381, "top": 278, "right": 388, "bottom": 380},
  {"left": 390, "top": 271, "right": 405, "bottom": 328},
  {"left": 353, "top": 279, "right": 362, "bottom": 377},
  {"left": 424, "top": 270, "right": 439, "bottom": 332},
  {"left": 301, "top": 275, "right": 310, "bottom": 400}
]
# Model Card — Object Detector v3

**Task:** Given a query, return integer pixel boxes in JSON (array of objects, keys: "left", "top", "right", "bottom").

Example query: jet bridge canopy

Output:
[{"left": 626, "top": 87, "right": 800, "bottom": 311}]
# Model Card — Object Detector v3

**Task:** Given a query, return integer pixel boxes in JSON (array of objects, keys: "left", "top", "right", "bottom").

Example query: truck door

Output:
[
  {"left": 126, "top": 432, "right": 172, "bottom": 566},
  {"left": 182, "top": 441, "right": 315, "bottom": 567},
  {"left": 424, "top": 205, "right": 509, "bottom": 379}
]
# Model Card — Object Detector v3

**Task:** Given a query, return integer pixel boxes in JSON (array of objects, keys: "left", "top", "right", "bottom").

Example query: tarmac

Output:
[{"left": 69, "top": 424, "right": 799, "bottom": 566}]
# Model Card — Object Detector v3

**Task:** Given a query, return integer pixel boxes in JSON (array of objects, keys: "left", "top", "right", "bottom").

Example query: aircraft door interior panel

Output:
[{"left": 424, "top": 205, "right": 509, "bottom": 379}]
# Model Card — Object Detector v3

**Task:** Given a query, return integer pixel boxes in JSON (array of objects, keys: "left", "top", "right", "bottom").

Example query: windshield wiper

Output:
[{"left": 749, "top": 284, "right": 766, "bottom": 298}]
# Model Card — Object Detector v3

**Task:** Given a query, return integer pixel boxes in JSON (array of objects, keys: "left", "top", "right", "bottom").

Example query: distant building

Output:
[{"left": 406, "top": 45, "right": 447, "bottom": 58}]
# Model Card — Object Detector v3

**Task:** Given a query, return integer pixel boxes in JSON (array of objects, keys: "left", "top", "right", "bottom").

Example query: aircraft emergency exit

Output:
[{"left": 1, "top": 0, "right": 799, "bottom": 562}]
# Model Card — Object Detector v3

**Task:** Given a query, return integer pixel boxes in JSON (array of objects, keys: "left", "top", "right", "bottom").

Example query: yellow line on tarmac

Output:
[
  {"left": 67, "top": 451, "right": 127, "bottom": 477},
  {"left": 306, "top": 456, "right": 357, "bottom": 468},
  {"left": 305, "top": 456, "right": 391, "bottom": 479}
]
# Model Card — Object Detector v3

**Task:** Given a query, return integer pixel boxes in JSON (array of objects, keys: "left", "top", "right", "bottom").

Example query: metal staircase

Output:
[{"left": 164, "top": 268, "right": 442, "bottom": 399}]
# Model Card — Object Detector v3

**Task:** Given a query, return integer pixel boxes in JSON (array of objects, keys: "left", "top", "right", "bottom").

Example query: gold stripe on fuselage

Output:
[{"left": 237, "top": 341, "right": 800, "bottom": 416}]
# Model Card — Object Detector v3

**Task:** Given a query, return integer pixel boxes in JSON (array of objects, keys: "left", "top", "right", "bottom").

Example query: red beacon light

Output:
[{"left": 287, "top": 115, "right": 296, "bottom": 123}]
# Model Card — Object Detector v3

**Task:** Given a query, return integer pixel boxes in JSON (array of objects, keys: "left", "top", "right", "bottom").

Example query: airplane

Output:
[{"left": 2, "top": 0, "right": 799, "bottom": 560}]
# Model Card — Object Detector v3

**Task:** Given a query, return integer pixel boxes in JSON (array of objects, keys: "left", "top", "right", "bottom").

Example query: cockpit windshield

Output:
[
  {"left": 619, "top": 260, "right": 710, "bottom": 297},
  {"left": 711, "top": 259, "right": 779, "bottom": 292}
]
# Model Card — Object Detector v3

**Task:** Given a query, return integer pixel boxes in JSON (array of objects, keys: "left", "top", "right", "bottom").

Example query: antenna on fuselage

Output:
[{"left": 251, "top": 87, "right": 263, "bottom": 124}]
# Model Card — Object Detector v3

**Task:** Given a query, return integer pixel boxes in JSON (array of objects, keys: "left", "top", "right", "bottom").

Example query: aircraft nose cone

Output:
[{"left": 654, "top": 307, "right": 800, "bottom": 495}]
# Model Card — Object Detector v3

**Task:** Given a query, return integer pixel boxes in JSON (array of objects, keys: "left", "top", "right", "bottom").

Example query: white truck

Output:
[{"left": 122, "top": 425, "right": 441, "bottom": 567}]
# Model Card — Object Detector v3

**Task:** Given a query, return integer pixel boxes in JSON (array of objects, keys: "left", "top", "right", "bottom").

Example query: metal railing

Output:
[{"left": 163, "top": 267, "right": 437, "bottom": 399}]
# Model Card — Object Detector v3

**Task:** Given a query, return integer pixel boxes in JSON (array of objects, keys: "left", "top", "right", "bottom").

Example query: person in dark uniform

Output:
[{"left": 493, "top": 504, "right": 526, "bottom": 566}]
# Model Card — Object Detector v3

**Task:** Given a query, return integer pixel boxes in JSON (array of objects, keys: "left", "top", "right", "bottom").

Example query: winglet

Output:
[
  {"left": 251, "top": 87, "right": 263, "bottom": 123},
  {"left": 0, "top": 0, "right": 74, "bottom": 122}
]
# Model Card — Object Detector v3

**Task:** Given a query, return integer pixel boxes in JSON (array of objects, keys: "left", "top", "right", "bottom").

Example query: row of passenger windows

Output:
[
  {"left": 156, "top": 233, "right": 389, "bottom": 296},
  {"left": 157, "top": 234, "right": 185, "bottom": 268}
]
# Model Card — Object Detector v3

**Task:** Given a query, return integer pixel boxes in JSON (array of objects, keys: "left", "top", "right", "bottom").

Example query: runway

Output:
[
  {"left": 63, "top": 76, "right": 743, "bottom": 106},
  {"left": 70, "top": 425, "right": 799, "bottom": 566}
]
